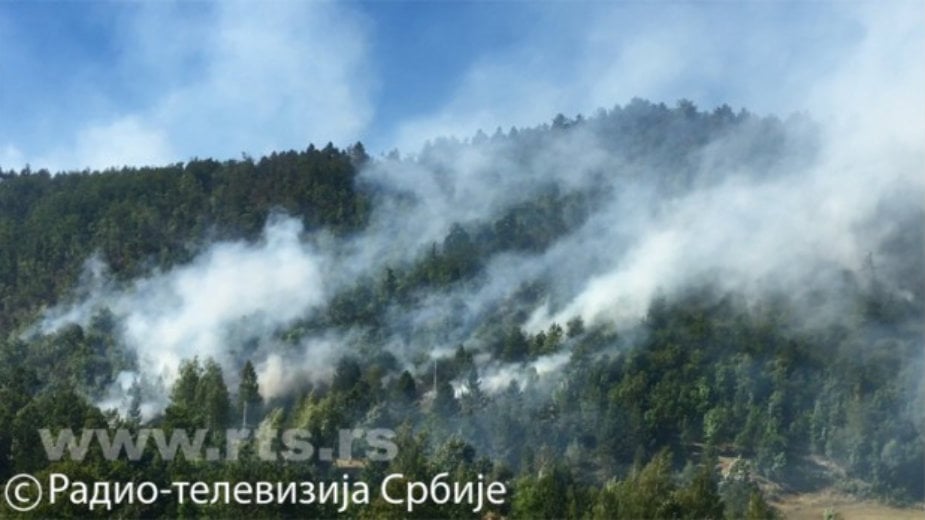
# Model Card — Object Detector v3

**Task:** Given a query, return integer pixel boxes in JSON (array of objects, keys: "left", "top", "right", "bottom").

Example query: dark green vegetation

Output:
[
  {"left": 0, "top": 143, "right": 370, "bottom": 333},
  {"left": 1, "top": 100, "right": 922, "bottom": 517}
]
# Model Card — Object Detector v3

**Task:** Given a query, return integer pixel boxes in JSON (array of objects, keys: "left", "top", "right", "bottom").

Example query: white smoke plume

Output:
[
  {"left": 34, "top": 215, "right": 328, "bottom": 410},
  {"left": 28, "top": 1, "right": 924, "bottom": 414}
]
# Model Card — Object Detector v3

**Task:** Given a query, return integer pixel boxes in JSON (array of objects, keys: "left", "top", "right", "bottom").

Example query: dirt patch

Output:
[{"left": 773, "top": 488, "right": 924, "bottom": 520}]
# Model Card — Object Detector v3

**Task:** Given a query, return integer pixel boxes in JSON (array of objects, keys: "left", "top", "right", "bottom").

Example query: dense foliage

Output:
[
  {"left": 0, "top": 143, "right": 370, "bottom": 333},
  {"left": 1, "top": 100, "right": 921, "bottom": 517}
]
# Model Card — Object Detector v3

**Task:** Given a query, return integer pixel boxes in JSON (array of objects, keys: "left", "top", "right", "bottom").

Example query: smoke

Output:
[
  {"left": 34, "top": 214, "right": 328, "bottom": 411},
  {"left": 355, "top": 1, "right": 924, "bottom": 405},
  {"left": 27, "top": 1, "right": 924, "bottom": 421},
  {"left": 479, "top": 352, "right": 571, "bottom": 395},
  {"left": 257, "top": 343, "right": 339, "bottom": 402},
  {"left": 514, "top": 1, "right": 925, "bottom": 331}
]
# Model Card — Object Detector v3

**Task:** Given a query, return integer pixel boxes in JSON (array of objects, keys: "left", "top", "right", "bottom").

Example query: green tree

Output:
[
  {"left": 197, "top": 359, "right": 232, "bottom": 434},
  {"left": 674, "top": 461, "right": 724, "bottom": 519},
  {"left": 394, "top": 370, "right": 417, "bottom": 403},
  {"left": 433, "top": 379, "right": 459, "bottom": 417},
  {"left": 237, "top": 360, "right": 261, "bottom": 428}
]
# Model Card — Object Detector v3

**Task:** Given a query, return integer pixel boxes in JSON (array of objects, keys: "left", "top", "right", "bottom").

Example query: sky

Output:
[{"left": 0, "top": 0, "right": 918, "bottom": 172}]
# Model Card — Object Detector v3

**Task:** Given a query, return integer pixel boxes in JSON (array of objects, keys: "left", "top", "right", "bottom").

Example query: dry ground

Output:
[
  {"left": 773, "top": 489, "right": 924, "bottom": 520},
  {"left": 715, "top": 453, "right": 924, "bottom": 519}
]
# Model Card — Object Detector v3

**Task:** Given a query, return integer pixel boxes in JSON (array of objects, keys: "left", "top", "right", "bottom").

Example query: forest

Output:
[{"left": 0, "top": 99, "right": 922, "bottom": 518}]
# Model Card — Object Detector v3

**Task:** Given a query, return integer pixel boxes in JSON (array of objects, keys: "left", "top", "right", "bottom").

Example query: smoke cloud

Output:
[
  {"left": 35, "top": 215, "right": 327, "bottom": 410},
  {"left": 30, "top": 1, "right": 924, "bottom": 418}
]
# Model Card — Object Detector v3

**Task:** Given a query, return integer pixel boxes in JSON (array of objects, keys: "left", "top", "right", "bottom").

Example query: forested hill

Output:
[
  {"left": 0, "top": 100, "right": 813, "bottom": 338},
  {"left": 1, "top": 99, "right": 922, "bottom": 517},
  {"left": 0, "top": 143, "right": 370, "bottom": 334}
]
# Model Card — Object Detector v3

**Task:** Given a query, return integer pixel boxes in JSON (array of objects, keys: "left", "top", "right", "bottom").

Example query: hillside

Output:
[{"left": 1, "top": 100, "right": 922, "bottom": 518}]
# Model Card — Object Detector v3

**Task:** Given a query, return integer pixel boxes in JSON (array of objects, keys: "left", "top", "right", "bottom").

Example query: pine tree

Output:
[
  {"left": 197, "top": 359, "right": 231, "bottom": 435},
  {"left": 462, "top": 367, "right": 484, "bottom": 414},
  {"left": 237, "top": 360, "right": 261, "bottom": 428},
  {"left": 394, "top": 371, "right": 417, "bottom": 403},
  {"left": 433, "top": 379, "right": 459, "bottom": 416},
  {"left": 127, "top": 379, "right": 143, "bottom": 426}
]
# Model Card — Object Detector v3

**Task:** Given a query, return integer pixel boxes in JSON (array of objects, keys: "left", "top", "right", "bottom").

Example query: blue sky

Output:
[{"left": 0, "top": 1, "right": 920, "bottom": 172}]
